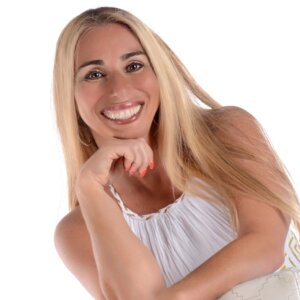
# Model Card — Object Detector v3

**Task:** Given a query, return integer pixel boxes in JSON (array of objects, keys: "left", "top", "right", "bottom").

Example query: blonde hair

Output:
[{"left": 53, "top": 7, "right": 300, "bottom": 231}]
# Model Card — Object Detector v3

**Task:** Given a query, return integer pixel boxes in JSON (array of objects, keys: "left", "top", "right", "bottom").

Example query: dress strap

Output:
[
  {"left": 107, "top": 184, "right": 133, "bottom": 215},
  {"left": 107, "top": 183, "right": 185, "bottom": 220}
]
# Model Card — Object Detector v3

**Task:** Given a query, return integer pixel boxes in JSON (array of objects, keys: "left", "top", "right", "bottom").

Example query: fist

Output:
[{"left": 76, "top": 138, "right": 155, "bottom": 188}]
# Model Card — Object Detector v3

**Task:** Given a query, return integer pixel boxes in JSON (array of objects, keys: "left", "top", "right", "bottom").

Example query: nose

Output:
[{"left": 107, "top": 72, "right": 131, "bottom": 99}]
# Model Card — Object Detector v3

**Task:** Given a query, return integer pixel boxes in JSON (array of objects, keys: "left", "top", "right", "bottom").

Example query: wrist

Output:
[{"left": 75, "top": 170, "right": 105, "bottom": 201}]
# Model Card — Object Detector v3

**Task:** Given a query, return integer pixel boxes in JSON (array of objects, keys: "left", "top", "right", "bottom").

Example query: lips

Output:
[{"left": 101, "top": 102, "right": 144, "bottom": 122}]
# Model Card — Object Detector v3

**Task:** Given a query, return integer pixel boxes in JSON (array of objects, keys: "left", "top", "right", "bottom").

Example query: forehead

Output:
[{"left": 76, "top": 24, "right": 143, "bottom": 64}]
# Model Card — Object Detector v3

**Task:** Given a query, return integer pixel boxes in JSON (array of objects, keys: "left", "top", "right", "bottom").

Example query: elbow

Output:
[
  {"left": 268, "top": 236, "right": 286, "bottom": 272},
  {"left": 262, "top": 243, "right": 285, "bottom": 273},
  {"left": 270, "top": 249, "right": 285, "bottom": 271},
  {"left": 242, "top": 230, "right": 287, "bottom": 274}
]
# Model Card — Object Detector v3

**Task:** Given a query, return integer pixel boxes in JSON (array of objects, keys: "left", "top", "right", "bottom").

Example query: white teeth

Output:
[{"left": 103, "top": 105, "right": 142, "bottom": 120}]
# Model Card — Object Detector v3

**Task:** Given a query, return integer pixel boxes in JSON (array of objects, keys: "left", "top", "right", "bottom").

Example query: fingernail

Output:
[
  {"left": 140, "top": 169, "right": 147, "bottom": 177},
  {"left": 149, "top": 160, "right": 154, "bottom": 170},
  {"left": 130, "top": 169, "right": 136, "bottom": 176}
]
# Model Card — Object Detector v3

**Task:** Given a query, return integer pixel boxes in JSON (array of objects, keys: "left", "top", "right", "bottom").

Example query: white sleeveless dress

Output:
[{"left": 108, "top": 184, "right": 300, "bottom": 288}]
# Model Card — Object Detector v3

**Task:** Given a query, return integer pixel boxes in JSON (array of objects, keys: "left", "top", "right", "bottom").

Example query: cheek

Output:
[
  {"left": 137, "top": 71, "right": 160, "bottom": 101},
  {"left": 148, "top": 78, "right": 160, "bottom": 107},
  {"left": 74, "top": 84, "right": 100, "bottom": 114}
]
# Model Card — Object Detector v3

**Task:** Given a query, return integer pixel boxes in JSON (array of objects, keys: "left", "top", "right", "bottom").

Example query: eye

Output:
[
  {"left": 126, "top": 62, "right": 144, "bottom": 73},
  {"left": 85, "top": 70, "right": 104, "bottom": 80}
]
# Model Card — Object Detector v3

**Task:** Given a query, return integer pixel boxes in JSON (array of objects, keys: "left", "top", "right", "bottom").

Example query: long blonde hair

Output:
[{"left": 53, "top": 7, "right": 300, "bottom": 231}]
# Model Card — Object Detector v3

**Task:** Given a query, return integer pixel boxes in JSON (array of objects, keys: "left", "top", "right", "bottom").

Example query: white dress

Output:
[{"left": 108, "top": 184, "right": 300, "bottom": 288}]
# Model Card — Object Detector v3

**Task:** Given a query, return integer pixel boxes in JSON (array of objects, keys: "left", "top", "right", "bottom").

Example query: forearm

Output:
[
  {"left": 163, "top": 233, "right": 284, "bottom": 300},
  {"left": 76, "top": 179, "right": 166, "bottom": 300}
]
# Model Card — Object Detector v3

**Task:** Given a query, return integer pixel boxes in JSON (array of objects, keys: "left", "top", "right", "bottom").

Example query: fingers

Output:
[
  {"left": 123, "top": 138, "right": 154, "bottom": 177},
  {"left": 77, "top": 137, "right": 155, "bottom": 191}
]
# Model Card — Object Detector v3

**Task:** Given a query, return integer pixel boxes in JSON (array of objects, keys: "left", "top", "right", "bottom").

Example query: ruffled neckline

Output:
[{"left": 108, "top": 184, "right": 185, "bottom": 220}]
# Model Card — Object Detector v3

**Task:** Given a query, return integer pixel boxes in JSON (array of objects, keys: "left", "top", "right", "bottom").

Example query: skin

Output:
[
  {"left": 55, "top": 23, "right": 290, "bottom": 300},
  {"left": 63, "top": 24, "right": 181, "bottom": 299},
  {"left": 74, "top": 24, "right": 160, "bottom": 145},
  {"left": 74, "top": 24, "right": 179, "bottom": 209}
]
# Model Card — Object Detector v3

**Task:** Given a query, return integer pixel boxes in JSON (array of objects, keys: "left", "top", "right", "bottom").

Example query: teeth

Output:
[{"left": 103, "top": 105, "right": 141, "bottom": 120}]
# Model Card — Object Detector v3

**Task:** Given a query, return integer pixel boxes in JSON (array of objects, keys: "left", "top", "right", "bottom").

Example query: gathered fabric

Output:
[{"left": 108, "top": 184, "right": 299, "bottom": 287}]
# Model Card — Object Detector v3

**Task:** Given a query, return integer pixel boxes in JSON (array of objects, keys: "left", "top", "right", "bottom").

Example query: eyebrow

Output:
[{"left": 77, "top": 50, "right": 146, "bottom": 70}]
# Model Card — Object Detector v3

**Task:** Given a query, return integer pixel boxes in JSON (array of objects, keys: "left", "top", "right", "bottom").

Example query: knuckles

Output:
[{"left": 77, "top": 137, "right": 153, "bottom": 188}]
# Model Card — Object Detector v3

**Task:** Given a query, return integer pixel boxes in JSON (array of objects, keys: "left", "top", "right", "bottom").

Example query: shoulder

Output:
[
  {"left": 54, "top": 206, "right": 92, "bottom": 274},
  {"left": 209, "top": 105, "right": 254, "bottom": 119},
  {"left": 54, "top": 206, "right": 86, "bottom": 250},
  {"left": 210, "top": 107, "right": 290, "bottom": 228},
  {"left": 209, "top": 105, "right": 260, "bottom": 135},
  {"left": 209, "top": 105, "right": 282, "bottom": 195},
  {"left": 54, "top": 207, "right": 104, "bottom": 299},
  {"left": 207, "top": 105, "right": 270, "bottom": 153}
]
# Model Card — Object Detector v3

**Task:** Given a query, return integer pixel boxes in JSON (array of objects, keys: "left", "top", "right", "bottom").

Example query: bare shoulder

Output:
[
  {"left": 210, "top": 106, "right": 290, "bottom": 233},
  {"left": 55, "top": 205, "right": 83, "bottom": 232},
  {"left": 208, "top": 105, "right": 275, "bottom": 157},
  {"left": 210, "top": 105, "right": 261, "bottom": 138},
  {"left": 54, "top": 206, "right": 105, "bottom": 299},
  {"left": 211, "top": 105, "right": 254, "bottom": 120},
  {"left": 54, "top": 206, "right": 87, "bottom": 257}
]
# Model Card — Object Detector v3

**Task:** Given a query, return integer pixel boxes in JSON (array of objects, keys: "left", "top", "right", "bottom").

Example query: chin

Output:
[{"left": 114, "top": 130, "right": 150, "bottom": 141}]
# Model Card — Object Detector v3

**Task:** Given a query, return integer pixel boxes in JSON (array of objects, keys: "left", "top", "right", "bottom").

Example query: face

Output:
[{"left": 74, "top": 24, "right": 160, "bottom": 145}]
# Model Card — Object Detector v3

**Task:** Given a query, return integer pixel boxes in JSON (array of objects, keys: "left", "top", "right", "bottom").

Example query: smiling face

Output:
[{"left": 74, "top": 24, "right": 160, "bottom": 146}]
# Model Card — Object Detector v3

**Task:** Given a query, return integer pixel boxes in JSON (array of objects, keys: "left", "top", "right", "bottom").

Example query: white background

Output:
[{"left": 0, "top": 0, "right": 299, "bottom": 299}]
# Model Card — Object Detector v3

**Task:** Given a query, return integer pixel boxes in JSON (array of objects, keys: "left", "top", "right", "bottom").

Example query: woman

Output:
[{"left": 53, "top": 7, "right": 300, "bottom": 300}]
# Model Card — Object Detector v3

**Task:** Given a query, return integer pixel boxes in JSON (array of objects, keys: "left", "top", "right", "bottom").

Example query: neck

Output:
[{"left": 110, "top": 149, "right": 173, "bottom": 193}]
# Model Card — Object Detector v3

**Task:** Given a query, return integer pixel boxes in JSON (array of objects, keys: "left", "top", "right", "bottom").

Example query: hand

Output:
[{"left": 76, "top": 137, "right": 154, "bottom": 188}]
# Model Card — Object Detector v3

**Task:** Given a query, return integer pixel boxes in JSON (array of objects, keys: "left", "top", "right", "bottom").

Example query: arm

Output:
[
  {"left": 55, "top": 207, "right": 107, "bottom": 300},
  {"left": 56, "top": 107, "right": 290, "bottom": 300},
  {"left": 74, "top": 138, "right": 166, "bottom": 300},
  {"left": 156, "top": 106, "right": 291, "bottom": 299},
  {"left": 77, "top": 181, "right": 166, "bottom": 300},
  {"left": 157, "top": 196, "right": 289, "bottom": 300}
]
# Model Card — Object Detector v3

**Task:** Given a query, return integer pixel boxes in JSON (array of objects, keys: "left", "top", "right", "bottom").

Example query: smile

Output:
[{"left": 102, "top": 104, "right": 142, "bottom": 121}]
